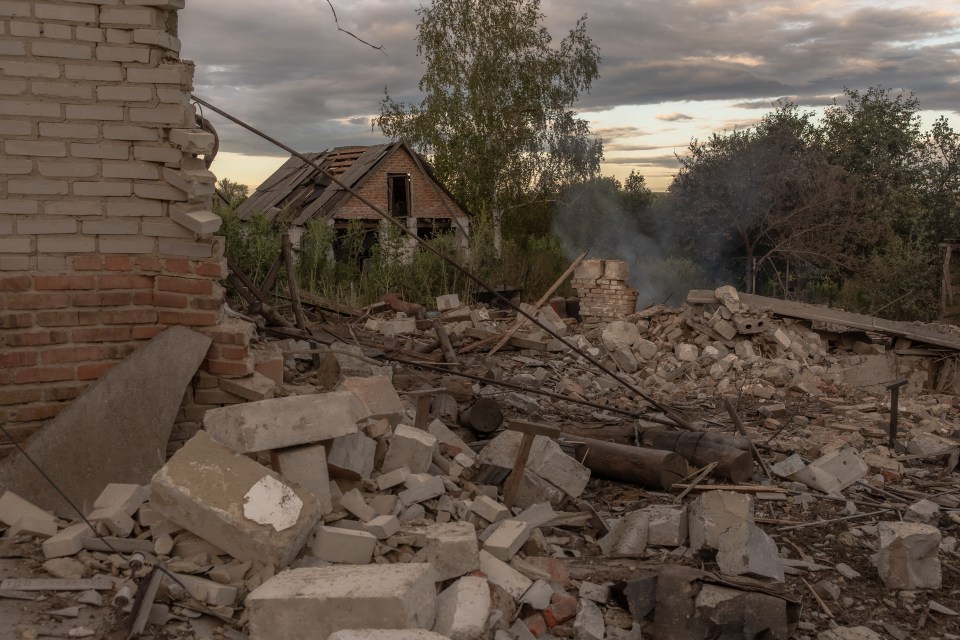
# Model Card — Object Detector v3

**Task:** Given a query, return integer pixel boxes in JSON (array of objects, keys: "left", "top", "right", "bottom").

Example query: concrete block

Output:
[
  {"left": 470, "top": 495, "right": 509, "bottom": 523},
  {"left": 311, "top": 526, "right": 377, "bottom": 564},
  {"left": 786, "top": 447, "right": 868, "bottom": 495},
  {"left": 377, "top": 467, "right": 410, "bottom": 491},
  {"left": 174, "top": 572, "right": 238, "bottom": 607},
  {"left": 272, "top": 443, "right": 333, "bottom": 515},
  {"left": 399, "top": 475, "right": 446, "bottom": 506},
  {"left": 515, "top": 502, "right": 557, "bottom": 529},
  {"left": 149, "top": 432, "right": 321, "bottom": 569},
  {"left": 716, "top": 522, "right": 784, "bottom": 581},
  {"left": 598, "top": 511, "right": 648, "bottom": 558},
  {"left": 327, "top": 432, "right": 377, "bottom": 480},
  {"left": 0, "top": 327, "right": 210, "bottom": 517},
  {"left": 905, "top": 499, "right": 940, "bottom": 525},
  {"left": 573, "top": 599, "right": 605, "bottom": 640},
  {"left": 713, "top": 319, "right": 738, "bottom": 340},
  {"left": 92, "top": 484, "right": 149, "bottom": 515},
  {"left": 371, "top": 494, "right": 399, "bottom": 516},
  {"left": 602, "top": 321, "right": 640, "bottom": 352},
  {"left": 479, "top": 550, "right": 532, "bottom": 600},
  {"left": 878, "top": 521, "right": 941, "bottom": 589},
  {"left": 514, "top": 470, "right": 566, "bottom": 509},
  {"left": 522, "top": 580, "right": 554, "bottom": 609},
  {"left": 341, "top": 376, "right": 406, "bottom": 423},
  {"left": 527, "top": 437, "right": 590, "bottom": 498},
  {"left": 675, "top": 343, "right": 699, "bottom": 362},
  {"left": 427, "top": 420, "right": 475, "bottom": 462},
  {"left": 426, "top": 521, "right": 479, "bottom": 581},
  {"left": 578, "top": 582, "right": 610, "bottom": 604},
  {"left": 42, "top": 522, "right": 96, "bottom": 560},
  {"left": 688, "top": 491, "right": 754, "bottom": 553},
  {"left": 204, "top": 392, "right": 365, "bottom": 454},
  {"left": 643, "top": 505, "right": 688, "bottom": 547},
  {"left": 381, "top": 317, "right": 417, "bottom": 337},
  {"left": 0, "top": 491, "right": 55, "bottom": 528},
  {"left": 247, "top": 564, "right": 437, "bottom": 640},
  {"left": 483, "top": 520, "right": 531, "bottom": 561},
  {"left": 341, "top": 488, "right": 376, "bottom": 522},
  {"left": 382, "top": 425, "right": 437, "bottom": 475},
  {"left": 86, "top": 505, "right": 135, "bottom": 536},
  {"left": 433, "top": 576, "right": 490, "bottom": 640},
  {"left": 364, "top": 515, "right": 400, "bottom": 539},
  {"left": 219, "top": 371, "right": 276, "bottom": 402},
  {"left": 436, "top": 294, "right": 461, "bottom": 311}
]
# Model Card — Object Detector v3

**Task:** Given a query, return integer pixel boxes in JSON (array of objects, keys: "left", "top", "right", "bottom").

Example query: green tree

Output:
[
  {"left": 668, "top": 102, "right": 857, "bottom": 295},
  {"left": 375, "top": 0, "right": 602, "bottom": 251},
  {"left": 216, "top": 178, "right": 249, "bottom": 210}
]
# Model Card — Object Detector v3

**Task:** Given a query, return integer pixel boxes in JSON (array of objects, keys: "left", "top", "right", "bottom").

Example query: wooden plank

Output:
[
  {"left": 0, "top": 578, "right": 114, "bottom": 591},
  {"left": 463, "top": 327, "right": 546, "bottom": 351},
  {"left": 687, "top": 290, "right": 960, "bottom": 350}
]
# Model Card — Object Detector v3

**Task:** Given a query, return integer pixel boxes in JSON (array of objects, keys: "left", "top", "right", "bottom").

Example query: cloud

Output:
[
  {"left": 179, "top": 0, "right": 960, "bottom": 187},
  {"left": 656, "top": 112, "right": 694, "bottom": 122}
]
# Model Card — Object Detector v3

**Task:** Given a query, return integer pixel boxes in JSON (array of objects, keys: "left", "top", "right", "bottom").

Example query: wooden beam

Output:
[{"left": 687, "top": 289, "right": 960, "bottom": 350}]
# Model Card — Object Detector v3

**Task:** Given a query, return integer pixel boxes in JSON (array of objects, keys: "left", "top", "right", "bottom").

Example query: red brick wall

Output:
[{"left": 334, "top": 146, "right": 468, "bottom": 222}]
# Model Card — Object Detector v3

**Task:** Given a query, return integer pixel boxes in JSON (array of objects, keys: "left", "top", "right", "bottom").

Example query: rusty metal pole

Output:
[{"left": 885, "top": 379, "right": 908, "bottom": 449}]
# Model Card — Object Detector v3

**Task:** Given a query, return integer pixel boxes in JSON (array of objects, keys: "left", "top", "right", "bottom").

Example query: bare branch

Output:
[{"left": 326, "top": 0, "right": 387, "bottom": 56}]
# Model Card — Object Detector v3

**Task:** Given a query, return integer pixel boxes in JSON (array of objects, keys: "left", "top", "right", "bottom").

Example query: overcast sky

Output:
[{"left": 180, "top": 0, "right": 960, "bottom": 191}]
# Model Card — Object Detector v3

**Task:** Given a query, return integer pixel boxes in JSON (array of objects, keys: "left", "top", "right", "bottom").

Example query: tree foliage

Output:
[
  {"left": 375, "top": 0, "right": 602, "bottom": 232},
  {"left": 666, "top": 88, "right": 960, "bottom": 320}
]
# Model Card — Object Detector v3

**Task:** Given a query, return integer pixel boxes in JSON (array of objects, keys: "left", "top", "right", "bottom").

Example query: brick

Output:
[
  {"left": 102, "top": 124, "right": 158, "bottom": 141},
  {"left": 126, "top": 65, "right": 185, "bottom": 84},
  {"left": 142, "top": 218, "right": 194, "bottom": 238},
  {"left": 72, "top": 255, "right": 102, "bottom": 271},
  {"left": 96, "top": 85, "right": 152, "bottom": 101},
  {"left": 13, "top": 366, "right": 74, "bottom": 384},
  {"left": 133, "top": 182, "right": 186, "bottom": 201},
  {"left": 156, "top": 275, "right": 212, "bottom": 295},
  {"left": 132, "top": 144, "right": 181, "bottom": 164},
  {"left": 0, "top": 100, "right": 62, "bottom": 117},
  {"left": 8, "top": 180, "right": 67, "bottom": 195},
  {"left": 0, "top": 256, "right": 32, "bottom": 270},
  {"left": 37, "top": 236, "right": 96, "bottom": 253},
  {"left": 0, "top": 350, "right": 37, "bottom": 367},
  {"left": 0, "top": 1, "right": 30, "bottom": 16},
  {"left": 0, "top": 275, "right": 31, "bottom": 292},
  {"left": 71, "top": 291, "right": 131, "bottom": 307},
  {"left": 6, "top": 292, "right": 69, "bottom": 310},
  {"left": 9, "top": 21, "right": 40, "bottom": 37},
  {"left": 41, "top": 22, "right": 72, "bottom": 38},
  {"left": 104, "top": 28, "right": 132, "bottom": 44},
  {"left": 71, "top": 142, "right": 129, "bottom": 159},
  {"left": 37, "top": 255, "right": 68, "bottom": 272},
  {"left": 158, "top": 239, "right": 212, "bottom": 258},
  {"left": 0, "top": 232, "right": 31, "bottom": 254},
  {"left": 0, "top": 61, "right": 60, "bottom": 78},
  {"left": 0, "top": 120, "right": 31, "bottom": 135},
  {"left": 132, "top": 28, "right": 179, "bottom": 50},
  {"left": 206, "top": 359, "right": 254, "bottom": 377},
  {"left": 102, "top": 255, "right": 132, "bottom": 271},
  {"left": 65, "top": 104, "right": 124, "bottom": 120},
  {"left": 0, "top": 40, "right": 26, "bottom": 55},
  {"left": 82, "top": 220, "right": 139, "bottom": 235},
  {"left": 98, "top": 236, "right": 154, "bottom": 254},
  {"left": 36, "top": 310, "right": 79, "bottom": 326},
  {"left": 129, "top": 104, "right": 188, "bottom": 124},
  {"left": 0, "top": 386, "right": 43, "bottom": 405},
  {"left": 0, "top": 312, "right": 33, "bottom": 329},
  {"left": 0, "top": 79, "right": 28, "bottom": 95},
  {"left": 43, "top": 201, "right": 103, "bottom": 216},
  {"left": 5, "top": 140, "right": 66, "bottom": 157},
  {"left": 76, "top": 361, "right": 116, "bottom": 380},
  {"left": 35, "top": 4, "right": 96, "bottom": 22},
  {"left": 151, "top": 291, "right": 188, "bottom": 308},
  {"left": 40, "top": 346, "right": 104, "bottom": 365},
  {"left": 75, "top": 26, "right": 103, "bottom": 42},
  {"left": 100, "top": 6, "right": 157, "bottom": 25},
  {"left": 34, "top": 274, "right": 95, "bottom": 290},
  {"left": 32, "top": 41, "right": 92, "bottom": 59},
  {"left": 100, "top": 308, "right": 157, "bottom": 324},
  {"left": 64, "top": 64, "right": 123, "bottom": 81},
  {"left": 37, "top": 160, "right": 99, "bottom": 177},
  {"left": 73, "top": 181, "right": 131, "bottom": 197},
  {"left": 0, "top": 158, "right": 31, "bottom": 173},
  {"left": 95, "top": 45, "right": 149, "bottom": 63},
  {"left": 31, "top": 82, "right": 94, "bottom": 101},
  {"left": 71, "top": 326, "right": 131, "bottom": 342},
  {"left": 426, "top": 522, "right": 479, "bottom": 581}
]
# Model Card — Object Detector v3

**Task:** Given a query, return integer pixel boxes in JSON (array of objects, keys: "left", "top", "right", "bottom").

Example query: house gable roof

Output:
[{"left": 235, "top": 142, "right": 467, "bottom": 226}]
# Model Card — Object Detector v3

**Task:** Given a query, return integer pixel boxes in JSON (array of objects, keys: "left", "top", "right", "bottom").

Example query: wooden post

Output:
[
  {"left": 488, "top": 251, "right": 587, "bottom": 357},
  {"left": 434, "top": 319, "right": 459, "bottom": 365},
  {"left": 407, "top": 387, "right": 445, "bottom": 431},
  {"left": 282, "top": 233, "right": 308, "bottom": 332},
  {"left": 723, "top": 398, "right": 774, "bottom": 479},
  {"left": 502, "top": 421, "right": 561, "bottom": 508}
]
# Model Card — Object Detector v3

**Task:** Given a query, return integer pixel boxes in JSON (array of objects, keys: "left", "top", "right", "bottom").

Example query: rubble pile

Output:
[{"left": 2, "top": 284, "right": 960, "bottom": 639}]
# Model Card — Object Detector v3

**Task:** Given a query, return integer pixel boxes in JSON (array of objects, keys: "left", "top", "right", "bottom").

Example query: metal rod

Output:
[{"left": 191, "top": 94, "right": 695, "bottom": 432}]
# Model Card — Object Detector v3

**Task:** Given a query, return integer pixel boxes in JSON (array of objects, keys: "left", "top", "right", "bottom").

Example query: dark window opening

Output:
[
  {"left": 417, "top": 217, "right": 453, "bottom": 240},
  {"left": 388, "top": 173, "right": 411, "bottom": 218}
]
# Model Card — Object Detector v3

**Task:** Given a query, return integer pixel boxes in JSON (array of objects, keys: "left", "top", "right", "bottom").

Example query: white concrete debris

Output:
[
  {"left": 243, "top": 475, "right": 304, "bottom": 532},
  {"left": 877, "top": 521, "right": 942, "bottom": 590}
]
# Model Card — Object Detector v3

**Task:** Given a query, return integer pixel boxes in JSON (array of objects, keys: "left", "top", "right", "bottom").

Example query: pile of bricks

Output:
[{"left": 570, "top": 259, "right": 639, "bottom": 328}]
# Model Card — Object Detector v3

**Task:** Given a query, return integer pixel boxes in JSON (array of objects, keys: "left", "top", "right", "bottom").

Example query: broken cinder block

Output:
[
  {"left": 382, "top": 425, "right": 437, "bottom": 475},
  {"left": 877, "top": 521, "right": 941, "bottom": 590},
  {"left": 149, "top": 432, "right": 321, "bottom": 569}
]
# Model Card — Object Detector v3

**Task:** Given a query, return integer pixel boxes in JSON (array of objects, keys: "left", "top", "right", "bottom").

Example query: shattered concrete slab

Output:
[
  {"left": 877, "top": 521, "right": 941, "bottom": 590},
  {"left": 149, "top": 431, "right": 321, "bottom": 568},
  {"left": 246, "top": 564, "right": 437, "bottom": 640},
  {"left": 0, "top": 326, "right": 210, "bottom": 516},
  {"left": 204, "top": 391, "right": 366, "bottom": 453}
]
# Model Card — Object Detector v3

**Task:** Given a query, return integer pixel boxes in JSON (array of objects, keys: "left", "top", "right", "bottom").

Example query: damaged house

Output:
[{"left": 237, "top": 142, "right": 471, "bottom": 264}]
